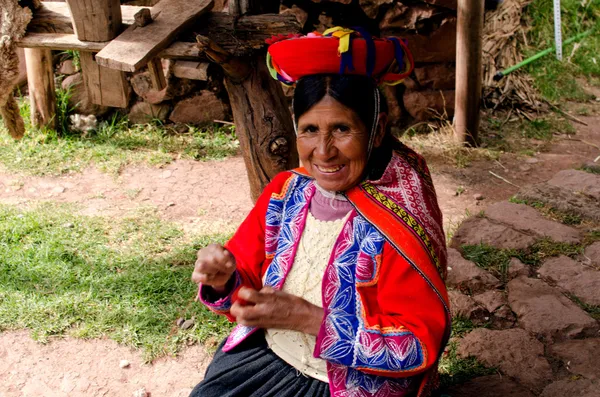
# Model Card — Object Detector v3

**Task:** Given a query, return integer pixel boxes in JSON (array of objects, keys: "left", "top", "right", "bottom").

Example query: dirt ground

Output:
[{"left": 1, "top": 111, "right": 599, "bottom": 396}]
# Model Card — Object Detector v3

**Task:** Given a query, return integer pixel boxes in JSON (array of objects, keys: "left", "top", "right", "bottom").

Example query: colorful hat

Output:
[{"left": 266, "top": 27, "right": 414, "bottom": 86}]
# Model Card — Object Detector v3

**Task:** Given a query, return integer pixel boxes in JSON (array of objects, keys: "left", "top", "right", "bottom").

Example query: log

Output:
[
  {"left": 172, "top": 61, "right": 210, "bottom": 80},
  {"left": 79, "top": 52, "right": 130, "bottom": 108},
  {"left": 225, "top": 56, "right": 299, "bottom": 202},
  {"left": 24, "top": 48, "right": 56, "bottom": 129},
  {"left": 454, "top": 0, "right": 483, "bottom": 145},
  {"left": 95, "top": 0, "right": 214, "bottom": 72},
  {"left": 65, "top": 0, "right": 122, "bottom": 41}
]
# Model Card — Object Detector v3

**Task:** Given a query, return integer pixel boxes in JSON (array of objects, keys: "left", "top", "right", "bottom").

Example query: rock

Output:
[
  {"left": 58, "top": 59, "right": 77, "bottom": 75},
  {"left": 451, "top": 216, "right": 536, "bottom": 250},
  {"left": 403, "top": 89, "right": 455, "bottom": 121},
  {"left": 130, "top": 72, "right": 172, "bottom": 104},
  {"left": 414, "top": 64, "right": 456, "bottom": 90},
  {"left": 507, "top": 276, "right": 598, "bottom": 341},
  {"left": 540, "top": 379, "right": 600, "bottom": 397},
  {"left": 280, "top": 5, "right": 308, "bottom": 27},
  {"left": 490, "top": 305, "right": 516, "bottom": 329},
  {"left": 359, "top": 0, "right": 394, "bottom": 19},
  {"left": 448, "top": 290, "right": 489, "bottom": 322},
  {"left": 472, "top": 290, "right": 506, "bottom": 313},
  {"left": 62, "top": 222, "right": 75, "bottom": 229},
  {"left": 538, "top": 255, "right": 600, "bottom": 306},
  {"left": 516, "top": 182, "right": 600, "bottom": 222},
  {"left": 397, "top": 18, "right": 457, "bottom": 63},
  {"left": 379, "top": 2, "right": 436, "bottom": 30},
  {"left": 473, "top": 193, "right": 484, "bottom": 201},
  {"left": 132, "top": 387, "right": 148, "bottom": 397},
  {"left": 507, "top": 257, "right": 529, "bottom": 279},
  {"left": 181, "top": 319, "right": 195, "bottom": 330},
  {"left": 119, "top": 359, "right": 130, "bottom": 369},
  {"left": 548, "top": 169, "right": 600, "bottom": 201},
  {"left": 446, "top": 248, "right": 501, "bottom": 293},
  {"left": 584, "top": 242, "right": 600, "bottom": 266},
  {"left": 582, "top": 162, "right": 600, "bottom": 174},
  {"left": 419, "top": 0, "right": 457, "bottom": 10},
  {"left": 176, "top": 317, "right": 185, "bottom": 327},
  {"left": 445, "top": 374, "right": 535, "bottom": 397},
  {"left": 128, "top": 102, "right": 170, "bottom": 124},
  {"left": 550, "top": 338, "right": 600, "bottom": 380},
  {"left": 169, "top": 92, "right": 227, "bottom": 125},
  {"left": 61, "top": 73, "right": 110, "bottom": 117},
  {"left": 52, "top": 186, "right": 66, "bottom": 194},
  {"left": 484, "top": 201, "right": 582, "bottom": 244},
  {"left": 457, "top": 328, "right": 553, "bottom": 391},
  {"left": 381, "top": 84, "right": 403, "bottom": 128}
]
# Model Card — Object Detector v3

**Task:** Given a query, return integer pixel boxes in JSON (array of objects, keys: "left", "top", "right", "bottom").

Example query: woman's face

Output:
[{"left": 296, "top": 95, "right": 384, "bottom": 192}]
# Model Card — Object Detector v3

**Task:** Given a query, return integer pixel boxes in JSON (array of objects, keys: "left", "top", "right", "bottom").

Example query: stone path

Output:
[{"left": 445, "top": 168, "right": 600, "bottom": 396}]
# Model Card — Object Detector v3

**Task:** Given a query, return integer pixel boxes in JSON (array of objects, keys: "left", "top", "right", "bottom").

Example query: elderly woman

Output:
[{"left": 190, "top": 28, "right": 450, "bottom": 397}]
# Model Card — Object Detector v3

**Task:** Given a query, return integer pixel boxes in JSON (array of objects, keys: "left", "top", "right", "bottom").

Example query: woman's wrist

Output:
[{"left": 300, "top": 300, "right": 324, "bottom": 336}]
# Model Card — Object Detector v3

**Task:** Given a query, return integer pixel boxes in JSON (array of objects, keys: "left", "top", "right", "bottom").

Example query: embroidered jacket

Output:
[{"left": 199, "top": 146, "right": 451, "bottom": 397}]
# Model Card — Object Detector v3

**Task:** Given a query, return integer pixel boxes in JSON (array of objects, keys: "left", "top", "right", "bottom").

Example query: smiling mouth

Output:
[{"left": 316, "top": 164, "right": 345, "bottom": 173}]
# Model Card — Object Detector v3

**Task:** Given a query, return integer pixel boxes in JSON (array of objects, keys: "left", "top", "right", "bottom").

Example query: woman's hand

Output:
[
  {"left": 192, "top": 244, "right": 236, "bottom": 290},
  {"left": 231, "top": 287, "right": 324, "bottom": 335}
]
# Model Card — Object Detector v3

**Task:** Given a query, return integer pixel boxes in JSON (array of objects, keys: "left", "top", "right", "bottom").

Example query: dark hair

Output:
[{"left": 293, "top": 74, "right": 396, "bottom": 180}]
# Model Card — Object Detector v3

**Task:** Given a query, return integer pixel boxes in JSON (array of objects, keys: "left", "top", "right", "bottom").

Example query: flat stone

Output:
[
  {"left": 446, "top": 248, "right": 501, "bottom": 293},
  {"left": 58, "top": 59, "right": 77, "bottom": 75},
  {"left": 548, "top": 169, "right": 600, "bottom": 201},
  {"left": 359, "top": 0, "right": 394, "bottom": 19},
  {"left": 379, "top": 2, "right": 435, "bottom": 31},
  {"left": 491, "top": 305, "right": 516, "bottom": 329},
  {"left": 279, "top": 5, "right": 308, "bottom": 28},
  {"left": 540, "top": 379, "right": 600, "bottom": 397},
  {"left": 169, "top": 92, "right": 228, "bottom": 125},
  {"left": 507, "top": 276, "right": 598, "bottom": 341},
  {"left": 451, "top": 216, "right": 536, "bottom": 250},
  {"left": 473, "top": 290, "right": 507, "bottom": 313},
  {"left": 403, "top": 89, "right": 455, "bottom": 121},
  {"left": 538, "top": 255, "right": 600, "bottom": 305},
  {"left": 507, "top": 257, "right": 529, "bottom": 279},
  {"left": 517, "top": 182, "right": 600, "bottom": 222},
  {"left": 485, "top": 202, "right": 581, "bottom": 244},
  {"left": 395, "top": 18, "right": 457, "bottom": 62},
  {"left": 550, "top": 338, "right": 600, "bottom": 380},
  {"left": 584, "top": 242, "right": 600, "bottom": 266},
  {"left": 445, "top": 375, "right": 535, "bottom": 397},
  {"left": 448, "top": 290, "right": 489, "bottom": 323},
  {"left": 457, "top": 328, "right": 553, "bottom": 391},
  {"left": 413, "top": 63, "right": 455, "bottom": 90}
]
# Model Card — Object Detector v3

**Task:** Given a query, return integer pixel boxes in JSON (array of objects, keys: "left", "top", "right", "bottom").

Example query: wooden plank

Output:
[
  {"left": 18, "top": 33, "right": 107, "bottom": 52},
  {"left": 95, "top": 0, "right": 214, "bottom": 72},
  {"left": 172, "top": 61, "right": 209, "bottom": 80},
  {"left": 79, "top": 52, "right": 130, "bottom": 108},
  {"left": 454, "top": 0, "right": 484, "bottom": 145},
  {"left": 147, "top": 58, "right": 167, "bottom": 90},
  {"left": 65, "top": 0, "right": 122, "bottom": 41},
  {"left": 24, "top": 48, "right": 56, "bottom": 130},
  {"left": 28, "top": 2, "right": 143, "bottom": 34}
]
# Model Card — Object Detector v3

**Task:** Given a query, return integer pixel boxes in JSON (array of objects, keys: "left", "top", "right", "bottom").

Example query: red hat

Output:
[{"left": 266, "top": 27, "right": 414, "bottom": 86}]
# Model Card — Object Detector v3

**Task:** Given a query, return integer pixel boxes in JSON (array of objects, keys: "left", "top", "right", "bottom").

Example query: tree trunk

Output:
[
  {"left": 225, "top": 58, "right": 298, "bottom": 201},
  {"left": 24, "top": 48, "right": 56, "bottom": 130}
]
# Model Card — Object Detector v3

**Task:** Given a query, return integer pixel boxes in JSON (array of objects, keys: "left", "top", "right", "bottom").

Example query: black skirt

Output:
[{"left": 190, "top": 331, "right": 331, "bottom": 397}]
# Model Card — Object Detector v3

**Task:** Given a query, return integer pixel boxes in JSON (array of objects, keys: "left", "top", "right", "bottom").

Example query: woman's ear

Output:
[{"left": 373, "top": 112, "right": 388, "bottom": 148}]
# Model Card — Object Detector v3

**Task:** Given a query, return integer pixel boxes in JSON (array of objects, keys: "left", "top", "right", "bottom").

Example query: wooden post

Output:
[
  {"left": 65, "top": 0, "right": 122, "bottom": 41},
  {"left": 24, "top": 48, "right": 56, "bottom": 130},
  {"left": 454, "top": 0, "right": 484, "bottom": 145}
]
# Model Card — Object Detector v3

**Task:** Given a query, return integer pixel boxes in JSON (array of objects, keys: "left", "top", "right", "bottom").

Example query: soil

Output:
[{"left": 0, "top": 109, "right": 598, "bottom": 396}]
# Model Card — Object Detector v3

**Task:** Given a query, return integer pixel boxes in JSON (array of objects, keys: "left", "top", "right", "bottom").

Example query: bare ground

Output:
[{"left": 0, "top": 112, "right": 598, "bottom": 397}]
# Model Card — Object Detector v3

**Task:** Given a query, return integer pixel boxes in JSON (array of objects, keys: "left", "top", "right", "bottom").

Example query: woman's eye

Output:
[
  {"left": 304, "top": 126, "right": 318, "bottom": 133},
  {"left": 335, "top": 125, "right": 350, "bottom": 133}
]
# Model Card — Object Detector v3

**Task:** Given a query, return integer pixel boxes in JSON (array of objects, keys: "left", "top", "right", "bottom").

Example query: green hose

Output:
[{"left": 493, "top": 29, "right": 594, "bottom": 81}]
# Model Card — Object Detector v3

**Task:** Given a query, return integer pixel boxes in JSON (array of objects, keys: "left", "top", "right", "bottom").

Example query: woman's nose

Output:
[{"left": 314, "top": 133, "right": 337, "bottom": 159}]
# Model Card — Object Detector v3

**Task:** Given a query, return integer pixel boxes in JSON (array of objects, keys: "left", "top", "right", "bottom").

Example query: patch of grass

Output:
[
  {"left": 524, "top": 0, "right": 600, "bottom": 102},
  {"left": 0, "top": 203, "right": 233, "bottom": 361},
  {"left": 568, "top": 295, "right": 600, "bottom": 321},
  {"left": 579, "top": 163, "right": 600, "bottom": 175},
  {"left": 0, "top": 98, "right": 239, "bottom": 176},
  {"left": 509, "top": 196, "right": 583, "bottom": 225},
  {"left": 451, "top": 317, "right": 478, "bottom": 338},
  {"left": 439, "top": 341, "right": 496, "bottom": 388}
]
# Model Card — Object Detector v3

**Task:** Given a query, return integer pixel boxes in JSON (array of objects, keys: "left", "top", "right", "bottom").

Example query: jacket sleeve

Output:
[
  {"left": 198, "top": 172, "right": 291, "bottom": 321},
  {"left": 314, "top": 242, "right": 449, "bottom": 377}
]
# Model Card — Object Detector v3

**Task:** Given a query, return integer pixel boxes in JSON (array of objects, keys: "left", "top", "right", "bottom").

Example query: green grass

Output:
[
  {"left": 0, "top": 203, "right": 233, "bottom": 361},
  {"left": 579, "top": 163, "right": 600, "bottom": 174},
  {"left": 568, "top": 294, "right": 600, "bottom": 320},
  {"left": 524, "top": 0, "right": 600, "bottom": 102},
  {"left": 439, "top": 341, "right": 496, "bottom": 388},
  {"left": 0, "top": 97, "right": 239, "bottom": 176}
]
